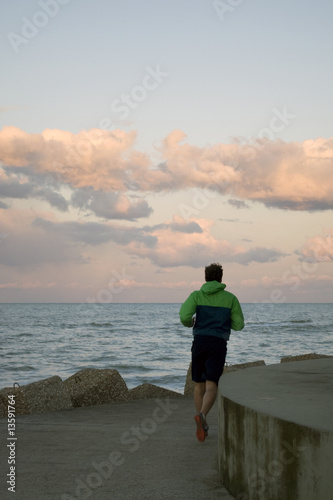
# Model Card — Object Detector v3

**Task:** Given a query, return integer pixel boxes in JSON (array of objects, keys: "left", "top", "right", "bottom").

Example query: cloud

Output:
[
  {"left": 126, "top": 217, "right": 285, "bottom": 268},
  {"left": 31, "top": 215, "right": 206, "bottom": 250},
  {"left": 168, "top": 217, "right": 203, "bottom": 234},
  {"left": 0, "top": 106, "right": 19, "bottom": 113},
  {"left": 35, "top": 187, "right": 68, "bottom": 211},
  {"left": 228, "top": 199, "right": 249, "bottom": 209},
  {"left": 0, "top": 126, "right": 140, "bottom": 191},
  {"left": 0, "top": 226, "right": 87, "bottom": 269},
  {"left": 149, "top": 132, "right": 333, "bottom": 211},
  {"left": 0, "top": 167, "right": 68, "bottom": 211},
  {"left": 1, "top": 162, "right": 151, "bottom": 220},
  {"left": 219, "top": 218, "right": 239, "bottom": 223},
  {"left": 107, "top": 279, "right": 203, "bottom": 290},
  {"left": 0, "top": 173, "right": 34, "bottom": 198},
  {"left": 232, "top": 138, "right": 333, "bottom": 211},
  {"left": 0, "top": 281, "right": 56, "bottom": 289},
  {"left": 32, "top": 217, "right": 157, "bottom": 248},
  {"left": 24, "top": 215, "right": 285, "bottom": 269},
  {"left": 297, "top": 228, "right": 333, "bottom": 262},
  {"left": 233, "top": 247, "right": 287, "bottom": 265},
  {"left": 1, "top": 126, "right": 332, "bottom": 211},
  {"left": 219, "top": 218, "right": 252, "bottom": 225},
  {"left": 240, "top": 274, "right": 299, "bottom": 289},
  {"left": 71, "top": 188, "right": 152, "bottom": 220}
]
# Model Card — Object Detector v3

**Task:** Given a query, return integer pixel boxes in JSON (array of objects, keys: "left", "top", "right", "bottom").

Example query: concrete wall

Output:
[{"left": 217, "top": 393, "right": 333, "bottom": 500}]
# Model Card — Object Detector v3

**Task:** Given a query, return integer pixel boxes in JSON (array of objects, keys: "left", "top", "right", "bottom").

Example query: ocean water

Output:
[{"left": 0, "top": 303, "right": 332, "bottom": 393}]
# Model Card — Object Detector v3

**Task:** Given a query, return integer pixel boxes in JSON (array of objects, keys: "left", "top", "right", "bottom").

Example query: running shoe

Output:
[{"left": 194, "top": 412, "right": 206, "bottom": 442}]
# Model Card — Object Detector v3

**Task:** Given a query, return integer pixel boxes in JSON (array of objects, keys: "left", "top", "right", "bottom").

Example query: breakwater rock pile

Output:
[
  {"left": 1, "top": 352, "right": 331, "bottom": 418},
  {"left": 0, "top": 368, "right": 183, "bottom": 418}
]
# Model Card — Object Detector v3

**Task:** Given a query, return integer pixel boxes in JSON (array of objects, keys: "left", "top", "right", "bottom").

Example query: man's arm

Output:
[
  {"left": 231, "top": 297, "right": 245, "bottom": 331},
  {"left": 179, "top": 292, "right": 197, "bottom": 327}
]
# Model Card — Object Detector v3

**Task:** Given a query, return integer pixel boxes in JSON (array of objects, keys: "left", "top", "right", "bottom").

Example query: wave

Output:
[
  {"left": 290, "top": 319, "right": 313, "bottom": 324},
  {"left": 87, "top": 322, "right": 114, "bottom": 327},
  {"left": 111, "top": 364, "right": 152, "bottom": 372},
  {"left": 9, "top": 366, "right": 37, "bottom": 371}
]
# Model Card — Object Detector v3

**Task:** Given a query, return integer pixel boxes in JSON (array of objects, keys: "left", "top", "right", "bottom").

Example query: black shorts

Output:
[{"left": 191, "top": 335, "right": 227, "bottom": 385}]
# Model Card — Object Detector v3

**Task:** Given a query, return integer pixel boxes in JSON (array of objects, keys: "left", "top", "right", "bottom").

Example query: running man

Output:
[{"left": 179, "top": 262, "right": 244, "bottom": 442}]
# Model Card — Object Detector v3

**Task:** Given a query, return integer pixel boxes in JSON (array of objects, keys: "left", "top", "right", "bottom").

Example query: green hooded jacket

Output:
[{"left": 179, "top": 281, "right": 244, "bottom": 341}]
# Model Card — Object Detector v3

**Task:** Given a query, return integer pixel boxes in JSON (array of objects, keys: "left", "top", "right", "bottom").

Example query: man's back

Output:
[{"left": 179, "top": 280, "right": 244, "bottom": 341}]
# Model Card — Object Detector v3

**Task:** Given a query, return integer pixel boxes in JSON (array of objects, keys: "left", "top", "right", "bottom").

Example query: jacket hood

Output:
[{"left": 200, "top": 281, "right": 226, "bottom": 295}]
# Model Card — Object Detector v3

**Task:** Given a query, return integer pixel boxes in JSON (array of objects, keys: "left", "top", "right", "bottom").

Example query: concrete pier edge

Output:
[{"left": 217, "top": 358, "right": 333, "bottom": 500}]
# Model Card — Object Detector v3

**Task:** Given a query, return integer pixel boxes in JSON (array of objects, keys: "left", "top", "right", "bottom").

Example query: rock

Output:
[
  {"left": 129, "top": 383, "right": 183, "bottom": 400},
  {"left": 0, "top": 376, "right": 73, "bottom": 417},
  {"left": 0, "top": 397, "right": 6, "bottom": 418},
  {"left": 21, "top": 376, "right": 72, "bottom": 415},
  {"left": 184, "top": 362, "right": 195, "bottom": 396},
  {"left": 0, "top": 385, "right": 29, "bottom": 417},
  {"left": 281, "top": 353, "right": 332, "bottom": 363},
  {"left": 64, "top": 368, "right": 129, "bottom": 407},
  {"left": 224, "top": 360, "right": 266, "bottom": 372}
]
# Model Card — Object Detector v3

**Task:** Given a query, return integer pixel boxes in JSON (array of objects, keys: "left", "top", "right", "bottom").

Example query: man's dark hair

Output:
[{"left": 205, "top": 263, "right": 223, "bottom": 282}]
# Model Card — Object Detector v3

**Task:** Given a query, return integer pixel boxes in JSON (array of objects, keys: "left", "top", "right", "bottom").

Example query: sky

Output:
[{"left": 0, "top": 0, "right": 333, "bottom": 303}]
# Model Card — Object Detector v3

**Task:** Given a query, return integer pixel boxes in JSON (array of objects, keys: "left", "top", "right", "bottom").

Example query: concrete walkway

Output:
[
  {"left": 220, "top": 358, "right": 333, "bottom": 432},
  {"left": 0, "top": 396, "right": 235, "bottom": 500},
  {"left": 218, "top": 358, "right": 333, "bottom": 500}
]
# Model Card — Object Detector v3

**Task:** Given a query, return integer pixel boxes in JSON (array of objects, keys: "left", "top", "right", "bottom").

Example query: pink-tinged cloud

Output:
[
  {"left": 1, "top": 126, "right": 333, "bottom": 211},
  {"left": 0, "top": 163, "right": 150, "bottom": 221},
  {"left": 126, "top": 217, "right": 285, "bottom": 267},
  {"left": 70, "top": 188, "right": 152, "bottom": 220},
  {"left": 297, "top": 228, "right": 333, "bottom": 262},
  {"left": 108, "top": 279, "right": 203, "bottom": 289},
  {"left": 241, "top": 269, "right": 333, "bottom": 288},
  {"left": 0, "top": 281, "right": 56, "bottom": 289},
  {"left": 0, "top": 126, "right": 142, "bottom": 190},
  {"left": 1, "top": 212, "right": 284, "bottom": 270}
]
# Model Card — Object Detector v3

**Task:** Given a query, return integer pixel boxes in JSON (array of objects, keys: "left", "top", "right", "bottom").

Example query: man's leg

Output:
[
  {"left": 193, "top": 380, "right": 218, "bottom": 442},
  {"left": 193, "top": 382, "right": 206, "bottom": 413},
  {"left": 200, "top": 380, "right": 217, "bottom": 416}
]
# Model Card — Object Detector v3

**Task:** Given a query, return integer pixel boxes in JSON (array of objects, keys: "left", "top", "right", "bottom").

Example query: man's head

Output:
[{"left": 205, "top": 262, "right": 223, "bottom": 283}]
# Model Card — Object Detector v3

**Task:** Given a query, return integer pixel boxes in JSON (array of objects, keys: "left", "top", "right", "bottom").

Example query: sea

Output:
[{"left": 0, "top": 303, "right": 332, "bottom": 394}]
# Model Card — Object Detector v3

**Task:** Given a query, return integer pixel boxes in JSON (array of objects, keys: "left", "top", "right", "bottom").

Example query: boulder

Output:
[
  {"left": 129, "top": 383, "right": 183, "bottom": 400},
  {"left": 281, "top": 352, "right": 332, "bottom": 363},
  {"left": 0, "top": 376, "right": 73, "bottom": 417},
  {"left": 0, "top": 397, "right": 6, "bottom": 418},
  {"left": 224, "top": 360, "right": 266, "bottom": 372},
  {"left": 184, "top": 363, "right": 195, "bottom": 396},
  {"left": 0, "top": 385, "right": 29, "bottom": 417},
  {"left": 64, "top": 368, "right": 129, "bottom": 407}
]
